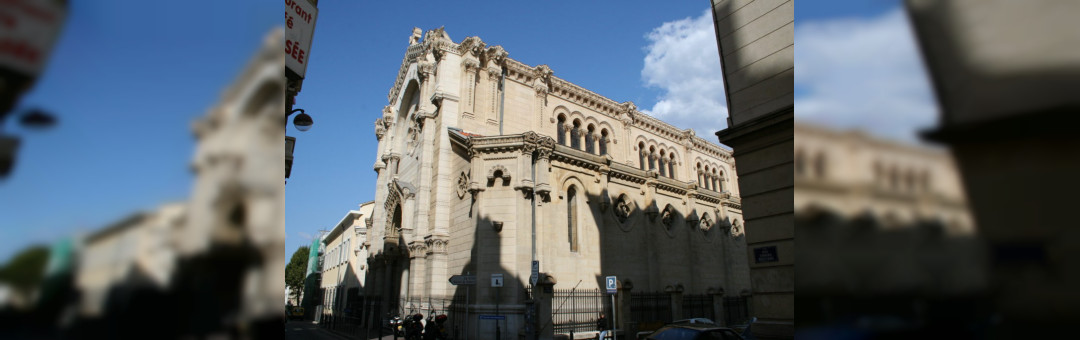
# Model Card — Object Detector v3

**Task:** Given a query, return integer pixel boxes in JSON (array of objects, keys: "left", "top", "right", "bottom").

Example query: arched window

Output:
[
  {"left": 697, "top": 163, "right": 703, "bottom": 187},
  {"left": 638, "top": 142, "right": 647, "bottom": 170},
  {"left": 795, "top": 149, "right": 806, "bottom": 177},
  {"left": 658, "top": 150, "right": 667, "bottom": 177},
  {"left": 567, "top": 186, "right": 579, "bottom": 252},
  {"left": 717, "top": 170, "right": 724, "bottom": 192},
  {"left": 668, "top": 154, "right": 676, "bottom": 179},
  {"left": 599, "top": 129, "right": 608, "bottom": 155},
  {"left": 890, "top": 166, "right": 899, "bottom": 190},
  {"left": 702, "top": 166, "right": 709, "bottom": 189},
  {"left": 571, "top": 120, "right": 581, "bottom": 150},
  {"left": 906, "top": 170, "right": 916, "bottom": 192},
  {"left": 648, "top": 146, "right": 657, "bottom": 171},
  {"left": 585, "top": 125, "right": 596, "bottom": 154},
  {"left": 873, "top": 161, "right": 882, "bottom": 185},
  {"left": 712, "top": 169, "right": 719, "bottom": 191},
  {"left": 815, "top": 152, "right": 827, "bottom": 179},
  {"left": 557, "top": 115, "right": 566, "bottom": 146}
]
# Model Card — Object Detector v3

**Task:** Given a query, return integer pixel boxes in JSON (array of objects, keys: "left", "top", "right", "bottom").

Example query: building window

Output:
[
  {"left": 571, "top": 120, "right": 581, "bottom": 150},
  {"left": 599, "top": 129, "right": 608, "bottom": 156},
  {"left": 717, "top": 170, "right": 724, "bottom": 192},
  {"left": 585, "top": 125, "right": 596, "bottom": 154},
  {"left": 712, "top": 169, "right": 719, "bottom": 192},
  {"left": 815, "top": 152, "right": 827, "bottom": 179},
  {"left": 557, "top": 115, "right": 566, "bottom": 146},
  {"left": 658, "top": 150, "right": 667, "bottom": 177},
  {"left": 697, "top": 163, "right": 703, "bottom": 187},
  {"left": 648, "top": 147, "right": 656, "bottom": 171},
  {"left": 668, "top": 154, "right": 676, "bottom": 179},
  {"left": 567, "top": 186, "right": 579, "bottom": 252},
  {"left": 795, "top": 150, "right": 805, "bottom": 177},
  {"left": 639, "top": 143, "right": 647, "bottom": 170}
]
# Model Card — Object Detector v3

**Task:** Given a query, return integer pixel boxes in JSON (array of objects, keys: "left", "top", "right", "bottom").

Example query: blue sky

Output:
[{"left": 0, "top": 1, "right": 278, "bottom": 263}]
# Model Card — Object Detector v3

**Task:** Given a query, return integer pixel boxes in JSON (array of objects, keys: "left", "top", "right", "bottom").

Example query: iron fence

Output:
[
  {"left": 550, "top": 288, "right": 607, "bottom": 335},
  {"left": 682, "top": 294, "right": 715, "bottom": 321},
  {"left": 723, "top": 296, "right": 750, "bottom": 326},
  {"left": 630, "top": 292, "right": 671, "bottom": 332}
]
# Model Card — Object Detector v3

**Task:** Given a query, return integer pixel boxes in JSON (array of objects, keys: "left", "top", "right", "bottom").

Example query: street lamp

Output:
[
  {"left": 292, "top": 109, "right": 313, "bottom": 132},
  {"left": 1, "top": 107, "right": 59, "bottom": 179},
  {"left": 286, "top": 108, "right": 313, "bottom": 182}
]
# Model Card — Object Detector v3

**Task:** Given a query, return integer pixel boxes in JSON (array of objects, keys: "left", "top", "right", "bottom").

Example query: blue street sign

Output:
[
  {"left": 606, "top": 276, "right": 617, "bottom": 294},
  {"left": 479, "top": 315, "right": 506, "bottom": 320}
]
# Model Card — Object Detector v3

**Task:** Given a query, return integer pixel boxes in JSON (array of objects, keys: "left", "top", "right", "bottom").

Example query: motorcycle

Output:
[{"left": 389, "top": 315, "right": 404, "bottom": 336}]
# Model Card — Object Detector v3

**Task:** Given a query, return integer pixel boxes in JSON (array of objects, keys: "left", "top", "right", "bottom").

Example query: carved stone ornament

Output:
[
  {"left": 700, "top": 215, "right": 713, "bottom": 232},
  {"left": 614, "top": 195, "right": 632, "bottom": 223},
  {"left": 456, "top": 172, "right": 469, "bottom": 199},
  {"left": 661, "top": 205, "right": 675, "bottom": 230},
  {"left": 731, "top": 220, "right": 742, "bottom": 238}
]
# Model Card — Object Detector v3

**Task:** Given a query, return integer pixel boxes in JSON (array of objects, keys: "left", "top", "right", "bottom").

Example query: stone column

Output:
[
  {"left": 667, "top": 284, "right": 685, "bottom": 321},
  {"left": 425, "top": 236, "right": 449, "bottom": 299},
  {"left": 617, "top": 280, "right": 633, "bottom": 337},
  {"left": 408, "top": 242, "right": 427, "bottom": 302},
  {"left": 462, "top": 57, "right": 479, "bottom": 118},
  {"left": 712, "top": 288, "right": 726, "bottom": 327}
]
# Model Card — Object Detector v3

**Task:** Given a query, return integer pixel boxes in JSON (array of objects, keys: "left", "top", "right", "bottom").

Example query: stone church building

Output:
[{"left": 356, "top": 28, "right": 751, "bottom": 339}]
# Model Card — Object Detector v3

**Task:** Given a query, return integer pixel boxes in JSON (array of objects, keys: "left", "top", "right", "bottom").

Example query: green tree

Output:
[
  {"left": 0, "top": 245, "right": 50, "bottom": 297},
  {"left": 285, "top": 246, "right": 309, "bottom": 305}
]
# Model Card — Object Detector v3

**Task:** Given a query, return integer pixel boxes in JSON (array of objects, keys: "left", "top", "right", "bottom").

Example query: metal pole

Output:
[
  {"left": 465, "top": 271, "right": 470, "bottom": 340},
  {"left": 496, "top": 286, "right": 501, "bottom": 340}
]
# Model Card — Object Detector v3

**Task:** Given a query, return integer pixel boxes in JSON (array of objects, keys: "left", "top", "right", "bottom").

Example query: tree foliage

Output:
[
  {"left": 285, "top": 246, "right": 309, "bottom": 304},
  {"left": 0, "top": 245, "right": 50, "bottom": 295}
]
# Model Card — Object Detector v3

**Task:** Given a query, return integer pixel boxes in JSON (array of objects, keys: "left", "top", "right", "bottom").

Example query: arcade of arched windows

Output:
[
  {"left": 794, "top": 149, "right": 826, "bottom": 179},
  {"left": 694, "top": 160, "right": 726, "bottom": 192},
  {"left": 637, "top": 141, "right": 681, "bottom": 180},
  {"left": 556, "top": 112, "right": 612, "bottom": 157},
  {"left": 797, "top": 148, "right": 933, "bottom": 194}
]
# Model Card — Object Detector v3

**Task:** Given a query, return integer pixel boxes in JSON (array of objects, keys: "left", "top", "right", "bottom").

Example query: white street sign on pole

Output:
[
  {"left": 491, "top": 273, "right": 503, "bottom": 287},
  {"left": 285, "top": 0, "right": 318, "bottom": 78},
  {"left": 449, "top": 275, "right": 476, "bottom": 286}
]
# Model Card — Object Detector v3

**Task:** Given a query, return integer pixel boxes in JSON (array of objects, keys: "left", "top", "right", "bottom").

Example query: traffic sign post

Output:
[
  {"left": 449, "top": 273, "right": 474, "bottom": 339},
  {"left": 606, "top": 276, "right": 618, "bottom": 336},
  {"left": 492, "top": 273, "right": 503, "bottom": 340}
]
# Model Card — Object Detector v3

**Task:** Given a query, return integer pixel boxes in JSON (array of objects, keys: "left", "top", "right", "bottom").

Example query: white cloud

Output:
[
  {"left": 641, "top": 9, "right": 729, "bottom": 140},
  {"left": 297, "top": 231, "right": 312, "bottom": 240},
  {"left": 795, "top": 8, "right": 938, "bottom": 143}
]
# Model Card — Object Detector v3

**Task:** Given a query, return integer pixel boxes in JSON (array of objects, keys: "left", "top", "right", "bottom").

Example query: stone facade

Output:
[
  {"left": 711, "top": 1, "right": 795, "bottom": 338},
  {"left": 357, "top": 28, "right": 751, "bottom": 339},
  {"left": 318, "top": 201, "right": 375, "bottom": 318},
  {"left": 794, "top": 122, "right": 973, "bottom": 234}
]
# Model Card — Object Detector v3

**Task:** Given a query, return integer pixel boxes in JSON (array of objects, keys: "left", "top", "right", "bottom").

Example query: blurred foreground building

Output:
[
  {"left": 57, "top": 28, "right": 287, "bottom": 339},
  {"left": 335, "top": 28, "right": 753, "bottom": 340},
  {"left": 710, "top": 0, "right": 794, "bottom": 338},
  {"left": 906, "top": 0, "right": 1080, "bottom": 334},
  {"left": 794, "top": 122, "right": 988, "bottom": 332}
]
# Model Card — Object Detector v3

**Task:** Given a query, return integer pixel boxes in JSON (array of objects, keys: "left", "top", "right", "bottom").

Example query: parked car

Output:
[
  {"left": 645, "top": 323, "right": 747, "bottom": 340},
  {"left": 288, "top": 306, "right": 305, "bottom": 320}
]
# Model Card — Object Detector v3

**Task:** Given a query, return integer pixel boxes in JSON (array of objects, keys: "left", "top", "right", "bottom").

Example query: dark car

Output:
[{"left": 646, "top": 323, "right": 747, "bottom": 340}]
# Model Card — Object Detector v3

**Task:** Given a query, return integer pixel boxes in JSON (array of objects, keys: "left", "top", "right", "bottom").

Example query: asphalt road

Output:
[{"left": 285, "top": 320, "right": 403, "bottom": 340}]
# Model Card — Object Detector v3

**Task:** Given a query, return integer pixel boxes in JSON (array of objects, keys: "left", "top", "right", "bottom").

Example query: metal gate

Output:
[
  {"left": 630, "top": 292, "right": 671, "bottom": 332},
  {"left": 551, "top": 288, "right": 607, "bottom": 335},
  {"left": 723, "top": 296, "right": 750, "bottom": 326},
  {"left": 682, "top": 294, "right": 715, "bottom": 321}
]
